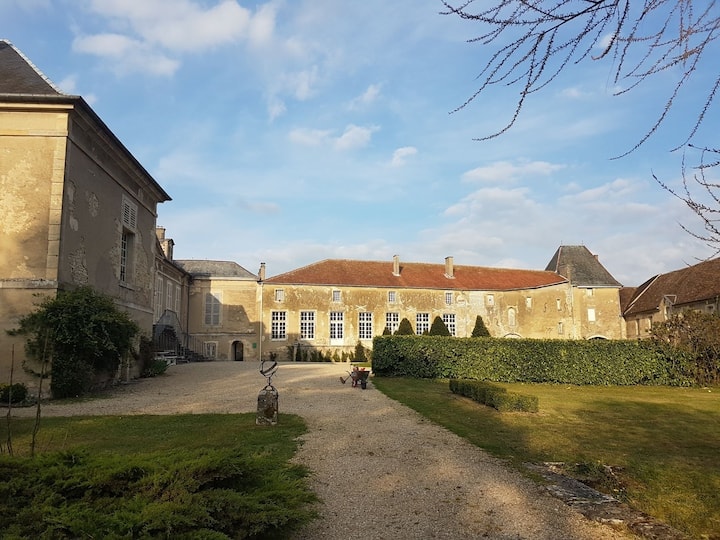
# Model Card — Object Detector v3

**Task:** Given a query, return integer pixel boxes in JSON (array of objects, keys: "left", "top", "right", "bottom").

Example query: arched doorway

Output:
[{"left": 233, "top": 341, "right": 244, "bottom": 361}]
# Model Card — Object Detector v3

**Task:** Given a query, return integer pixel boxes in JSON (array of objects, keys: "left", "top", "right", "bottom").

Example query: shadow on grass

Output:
[{"left": 373, "top": 377, "right": 720, "bottom": 539}]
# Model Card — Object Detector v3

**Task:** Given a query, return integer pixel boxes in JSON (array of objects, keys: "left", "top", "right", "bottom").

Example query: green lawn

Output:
[
  {"left": 373, "top": 377, "right": 720, "bottom": 539},
  {"left": 0, "top": 413, "right": 317, "bottom": 539}
]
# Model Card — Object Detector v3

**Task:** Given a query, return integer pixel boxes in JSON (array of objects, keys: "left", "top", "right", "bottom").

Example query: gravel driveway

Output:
[{"left": 10, "top": 362, "right": 634, "bottom": 539}]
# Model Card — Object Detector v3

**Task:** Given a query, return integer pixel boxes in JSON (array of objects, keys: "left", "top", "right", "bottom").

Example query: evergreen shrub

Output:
[
  {"left": 372, "top": 336, "right": 692, "bottom": 386},
  {"left": 0, "top": 383, "right": 28, "bottom": 404},
  {"left": 449, "top": 379, "right": 539, "bottom": 412}
]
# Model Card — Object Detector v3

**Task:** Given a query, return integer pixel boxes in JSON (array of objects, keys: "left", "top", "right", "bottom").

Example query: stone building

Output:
[
  {"left": 622, "top": 257, "right": 720, "bottom": 338},
  {"left": 259, "top": 246, "right": 625, "bottom": 361},
  {"left": 174, "top": 260, "right": 260, "bottom": 362},
  {"left": 0, "top": 40, "right": 170, "bottom": 383}
]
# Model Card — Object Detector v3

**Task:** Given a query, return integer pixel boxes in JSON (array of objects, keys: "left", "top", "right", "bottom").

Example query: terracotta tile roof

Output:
[
  {"left": 264, "top": 259, "right": 567, "bottom": 291},
  {"left": 175, "top": 260, "right": 258, "bottom": 280},
  {"left": 545, "top": 245, "right": 622, "bottom": 287},
  {"left": 623, "top": 258, "right": 720, "bottom": 316},
  {"left": 0, "top": 40, "right": 63, "bottom": 95}
]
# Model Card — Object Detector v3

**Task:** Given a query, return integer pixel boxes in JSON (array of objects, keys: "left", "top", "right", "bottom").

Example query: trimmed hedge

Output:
[
  {"left": 449, "top": 379, "right": 539, "bottom": 412},
  {"left": 372, "top": 336, "right": 692, "bottom": 386}
]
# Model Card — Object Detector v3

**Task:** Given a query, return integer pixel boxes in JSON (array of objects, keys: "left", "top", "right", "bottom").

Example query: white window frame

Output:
[
  {"left": 332, "top": 290, "right": 342, "bottom": 303},
  {"left": 388, "top": 290, "right": 396, "bottom": 303},
  {"left": 442, "top": 313, "right": 456, "bottom": 336},
  {"left": 525, "top": 297, "right": 532, "bottom": 308},
  {"left": 385, "top": 312, "right": 399, "bottom": 334},
  {"left": 300, "top": 310, "right": 316, "bottom": 340},
  {"left": 175, "top": 285, "right": 181, "bottom": 313},
  {"left": 330, "top": 311, "right": 344, "bottom": 343},
  {"left": 204, "top": 341, "right": 217, "bottom": 359},
  {"left": 587, "top": 308, "right": 596, "bottom": 322},
  {"left": 416, "top": 312, "right": 430, "bottom": 335},
  {"left": 271, "top": 311, "right": 287, "bottom": 340},
  {"left": 274, "top": 289, "right": 284, "bottom": 302},
  {"left": 166, "top": 281, "right": 172, "bottom": 311},
  {"left": 445, "top": 292, "right": 453, "bottom": 306},
  {"left": 358, "top": 312, "right": 373, "bottom": 340}
]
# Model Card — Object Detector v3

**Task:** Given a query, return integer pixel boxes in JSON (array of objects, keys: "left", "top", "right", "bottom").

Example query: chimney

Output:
[
  {"left": 258, "top": 262, "right": 266, "bottom": 282},
  {"left": 392, "top": 255, "right": 400, "bottom": 276},
  {"left": 444, "top": 256, "right": 454, "bottom": 279}
]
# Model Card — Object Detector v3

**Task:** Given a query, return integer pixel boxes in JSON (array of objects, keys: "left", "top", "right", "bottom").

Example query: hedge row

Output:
[
  {"left": 372, "top": 336, "right": 692, "bottom": 386},
  {"left": 449, "top": 379, "right": 539, "bottom": 412}
]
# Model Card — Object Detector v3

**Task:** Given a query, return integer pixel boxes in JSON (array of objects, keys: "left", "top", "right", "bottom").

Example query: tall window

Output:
[
  {"left": 300, "top": 311, "right": 315, "bottom": 339},
  {"left": 175, "top": 285, "right": 181, "bottom": 313},
  {"left": 445, "top": 292, "right": 453, "bottom": 306},
  {"left": 271, "top": 311, "right": 287, "bottom": 340},
  {"left": 525, "top": 297, "right": 532, "bottom": 308},
  {"left": 359, "top": 312, "right": 373, "bottom": 340},
  {"left": 388, "top": 291, "right": 396, "bottom": 303},
  {"left": 385, "top": 312, "right": 400, "bottom": 334},
  {"left": 558, "top": 321, "right": 564, "bottom": 335},
  {"left": 166, "top": 281, "right": 172, "bottom": 311},
  {"left": 120, "top": 231, "right": 134, "bottom": 282},
  {"left": 154, "top": 276, "right": 163, "bottom": 320},
  {"left": 205, "top": 292, "right": 221, "bottom": 326},
  {"left": 120, "top": 196, "right": 137, "bottom": 284},
  {"left": 416, "top": 312, "right": 430, "bottom": 335},
  {"left": 332, "top": 290, "right": 342, "bottom": 303},
  {"left": 442, "top": 313, "right": 456, "bottom": 336},
  {"left": 330, "top": 311, "right": 344, "bottom": 340},
  {"left": 587, "top": 308, "right": 596, "bottom": 322},
  {"left": 508, "top": 307, "right": 516, "bottom": 327},
  {"left": 274, "top": 289, "right": 284, "bottom": 302}
]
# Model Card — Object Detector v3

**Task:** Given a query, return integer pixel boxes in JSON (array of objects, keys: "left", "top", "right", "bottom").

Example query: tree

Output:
[
  {"left": 650, "top": 310, "right": 720, "bottom": 385},
  {"left": 442, "top": 0, "right": 720, "bottom": 252},
  {"left": 429, "top": 316, "right": 451, "bottom": 336},
  {"left": 395, "top": 317, "right": 415, "bottom": 335},
  {"left": 471, "top": 315, "right": 491, "bottom": 337},
  {"left": 9, "top": 286, "right": 139, "bottom": 398}
]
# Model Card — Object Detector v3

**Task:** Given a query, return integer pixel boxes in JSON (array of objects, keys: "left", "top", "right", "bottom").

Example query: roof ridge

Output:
[{"left": 0, "top": 39, "right": 66, "bottom": 95}]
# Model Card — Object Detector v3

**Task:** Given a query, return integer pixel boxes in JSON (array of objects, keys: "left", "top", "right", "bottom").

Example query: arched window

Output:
[{"left": 508, "top": 307, "right": 516, "bottom": 327}]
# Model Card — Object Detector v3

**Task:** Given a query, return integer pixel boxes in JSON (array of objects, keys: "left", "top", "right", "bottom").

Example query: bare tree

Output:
[{"left": 442, "top": 0, "right": 720, "bottom": 250}]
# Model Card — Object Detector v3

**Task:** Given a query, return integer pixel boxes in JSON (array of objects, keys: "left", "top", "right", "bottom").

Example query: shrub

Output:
[
  {"left": 429, "top": 316, "right": 451, "bottom": 336},
  {"left": 449, "top": 379, "right": 539, "bottom": 412},
  {"left": 0, "top": 383, "right": 28, "bottom": 404},
  {"left": 142, "top": 359, "right": 168, "bottom": 378},
  {"left": 395, "top": 318, "right": 414, "bottom": 335},
  {"left": 373, "top": 335, "right": 691, "bottom": 386},
  {"left": 9, "top": 287, "right": 139, "bottom": 398},
  {"left": 471, "top": 315, "right": 491, "bottom": 337}
]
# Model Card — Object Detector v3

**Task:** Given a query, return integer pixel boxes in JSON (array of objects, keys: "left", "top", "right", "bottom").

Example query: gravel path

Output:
[{"left": 9, "top": 362, "right": 634, "bottom": 539}]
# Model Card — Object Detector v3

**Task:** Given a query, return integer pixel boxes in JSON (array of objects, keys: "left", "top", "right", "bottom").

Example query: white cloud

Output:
[
  {"left": 461, "top": 160, "right": 566, "bottom": 183},
  {"left": 73, "top": 33, "right": 180, "bottom": 75},
  {"left": 74, "top": 0, "right": 277, "bottom": 75},
  {"left": 350, "top": 83, "right": 382, "bottom": 108},
  {"left": 391, "top": 146, "right": 417, "bottom": 167},
  {"left": 334, "top": 124, "right": 377, "bottom": 151},
  {"left": 267, "top": 96, "right": 287, "bottom": 121},
  {"left": 288, "top": 128, "right": 332, "bottom": 146},
  {"left": 560, "top": 177, "right": 639, "bottom": 205}
]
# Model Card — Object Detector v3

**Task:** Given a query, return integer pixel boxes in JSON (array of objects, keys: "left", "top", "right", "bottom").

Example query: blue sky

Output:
[{"left": 4, "top": 0, "right": 718, "bottom": 285}]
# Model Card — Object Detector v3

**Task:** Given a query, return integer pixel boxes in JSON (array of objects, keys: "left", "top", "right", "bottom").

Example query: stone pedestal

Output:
[{"left": 256, "top": 385, "right": 279, "bottom": 425}]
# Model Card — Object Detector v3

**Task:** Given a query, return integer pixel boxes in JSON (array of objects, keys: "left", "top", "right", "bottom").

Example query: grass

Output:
[
  {"left": 0, "top": 413, "right": 317, "bottom": 539},
  {"left": 373, "top": 377, "right": 720, "bottom": 539}
]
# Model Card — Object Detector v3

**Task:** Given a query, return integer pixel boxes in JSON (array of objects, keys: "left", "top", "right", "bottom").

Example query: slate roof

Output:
[
  {"left": 0, "top": 39, "right": 64, "bottom": 95},
  {"left": 545, "top": 245, "right": 622, "bottom": 287},
  {"left": 0, "top": 39, "right": 171, "bottom": 203},
  {"left": 175, "top": 260, "right": 258, "bottom": 280},
  {"left": 623, "top": 257, "right": 720, "bottom": 316},
  {"left": 264, "top": 259, "right": 567, "bottom": 291}
]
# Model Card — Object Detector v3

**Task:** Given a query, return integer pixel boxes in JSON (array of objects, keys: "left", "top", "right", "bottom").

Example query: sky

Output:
[{"left": 3, "top": 0, "right": 719, "bottom": 286}]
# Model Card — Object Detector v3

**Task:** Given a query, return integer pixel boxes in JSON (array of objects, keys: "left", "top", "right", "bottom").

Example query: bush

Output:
[
  {"left": 429, "top": 316, "right": 451, "bottom": 336},
  {"left": 9, "top": 287, "right": 139, "bottom": 398},
  {"left": 142, "top": 359, "right": 168, "bottom": 378},
  {"left": 373, "top": 335, "right": 691, "bottom": 386},
  {"left": 0, "top": 383, "right": 28, "bottom": 404},
  {"left": 449, "top": 379, "right": 539, "bottom": 412}
]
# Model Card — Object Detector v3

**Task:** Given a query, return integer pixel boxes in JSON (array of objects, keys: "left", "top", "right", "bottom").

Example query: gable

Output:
[{"left": 0, "top": 40, "right": 63, "bottom": 95}]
